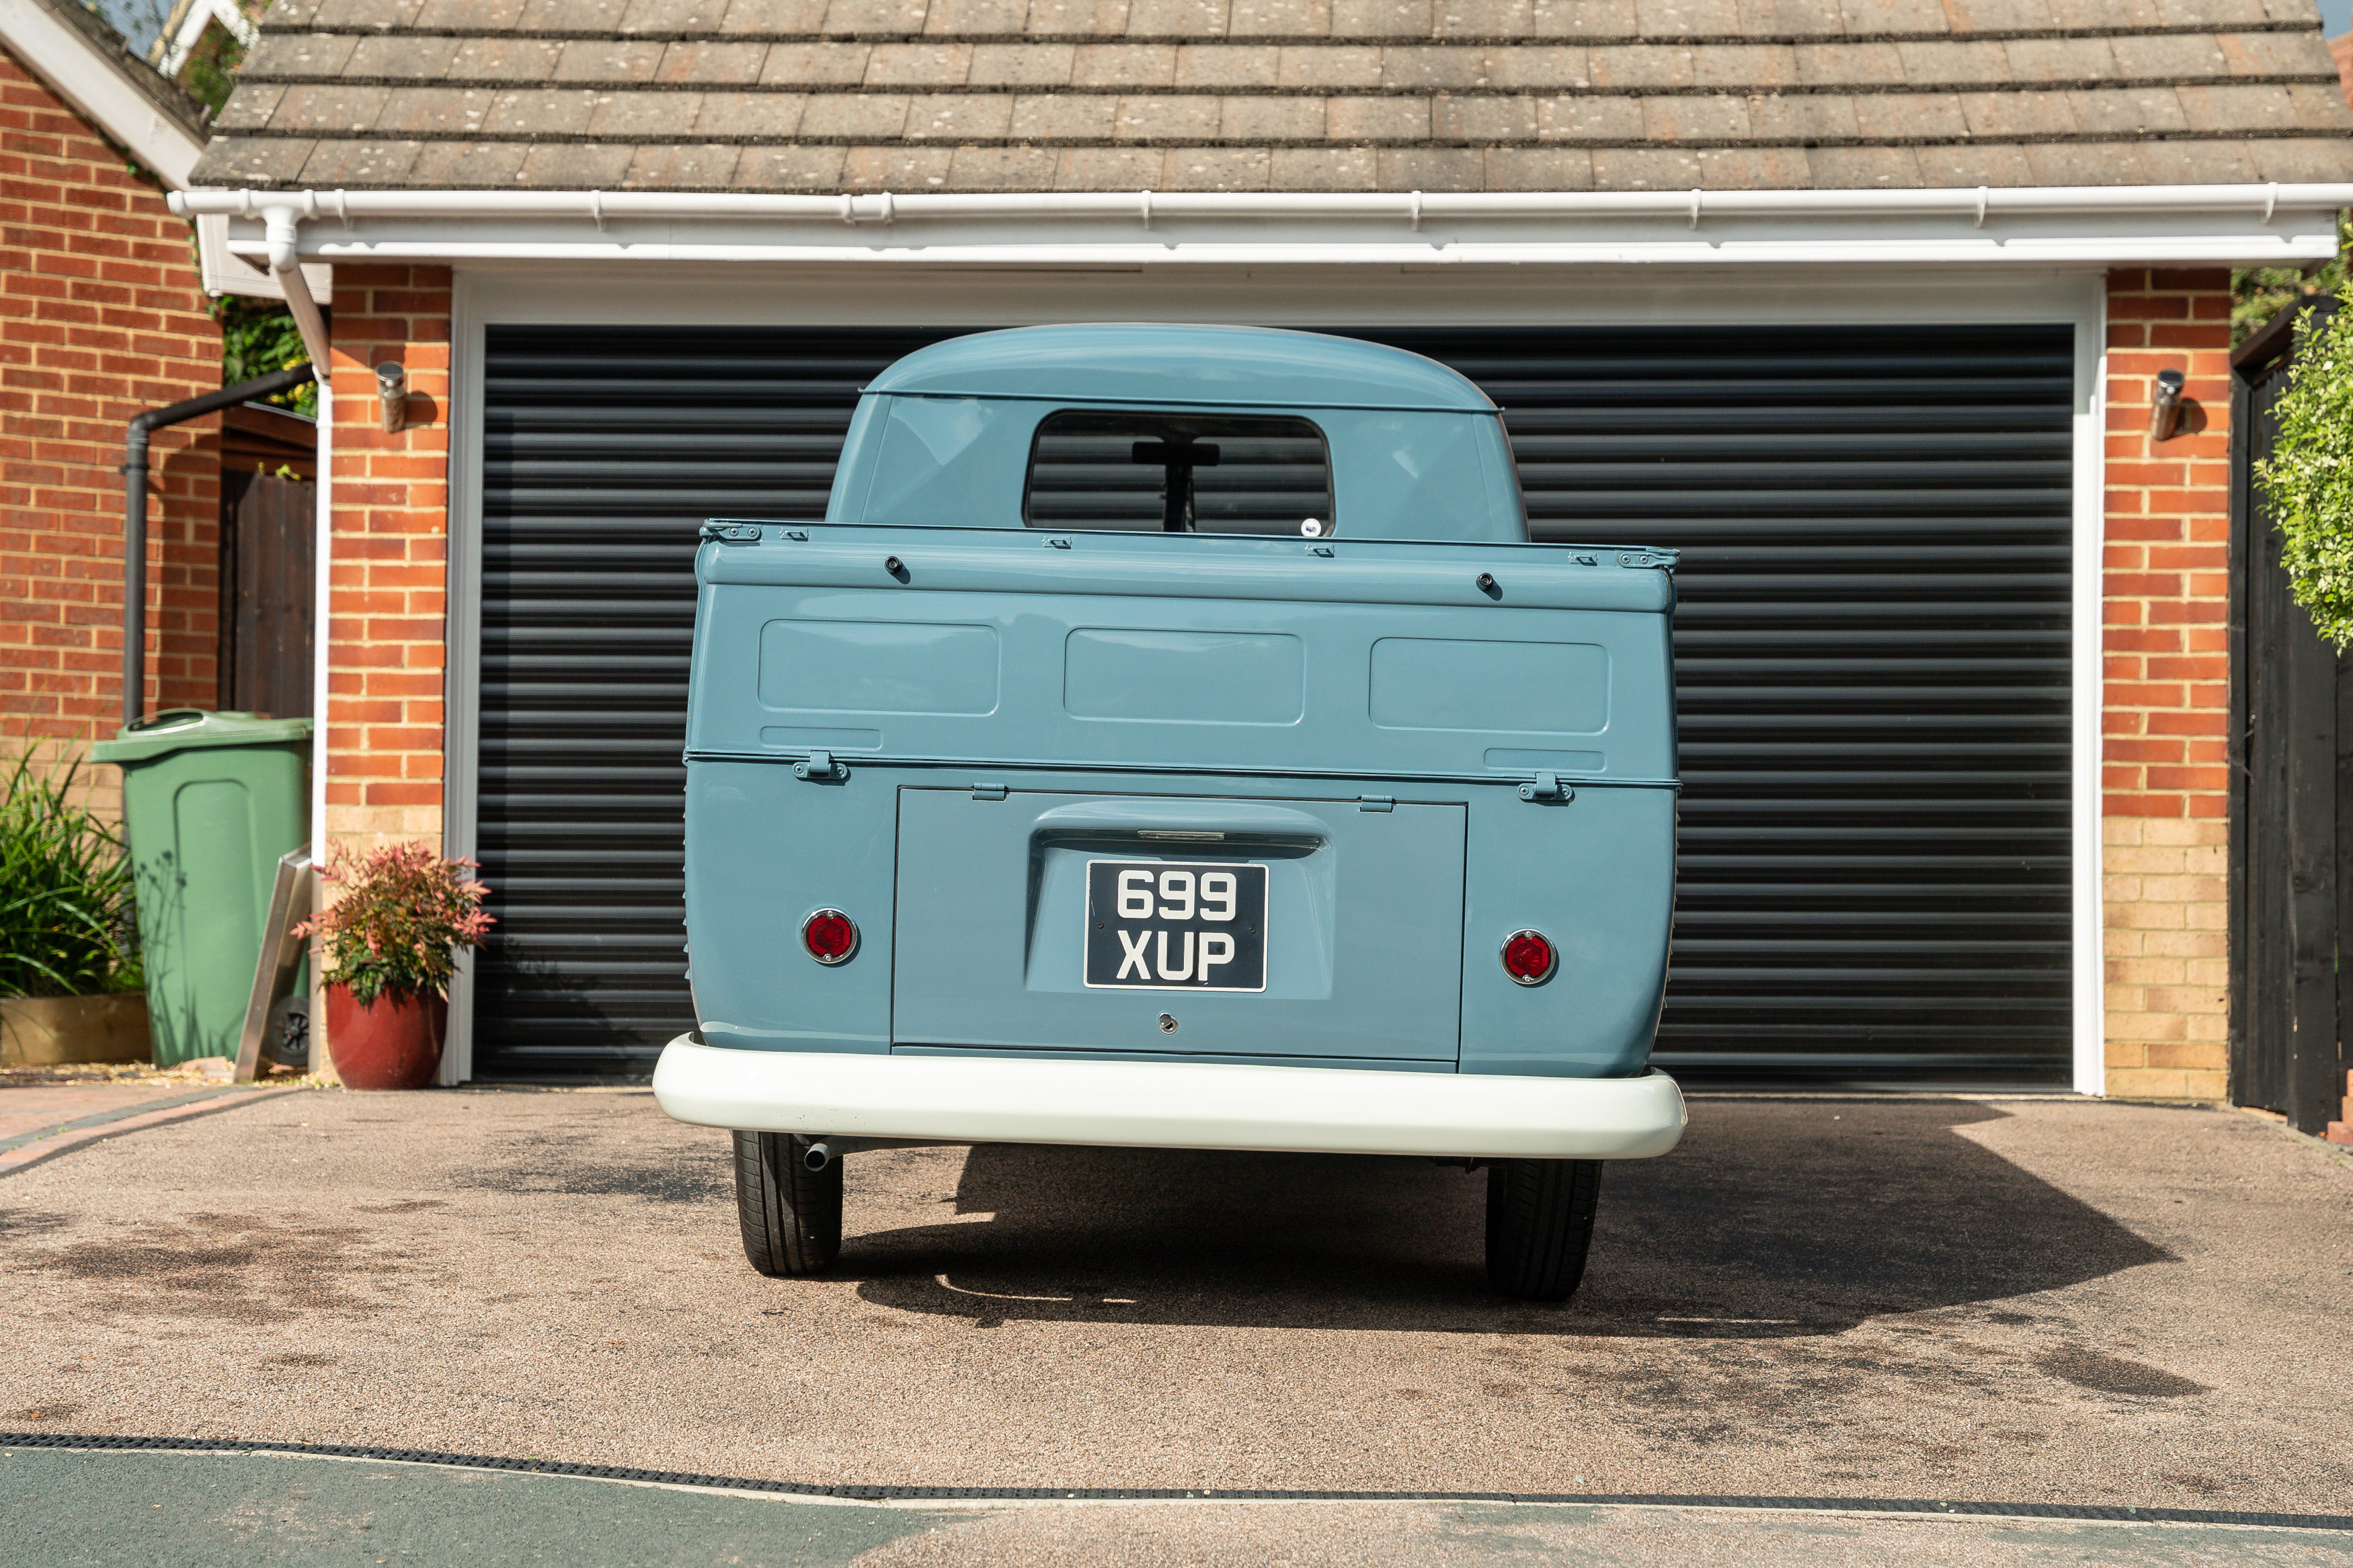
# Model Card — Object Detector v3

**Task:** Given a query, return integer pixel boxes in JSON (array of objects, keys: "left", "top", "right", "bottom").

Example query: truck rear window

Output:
[{"left": 1024, "top": 411, "right": 1335, "bottom": 536}]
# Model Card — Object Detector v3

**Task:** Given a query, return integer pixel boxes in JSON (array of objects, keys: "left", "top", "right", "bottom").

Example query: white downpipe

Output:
[
  {"left": 309, "top": 376, "right": 331, "bottom": 876},
  {"left": 172, "top": 182, "right": 2353, "bottom": 226},
  {"left": 264, "top": 206, "right": 334, "bottom": 368}
]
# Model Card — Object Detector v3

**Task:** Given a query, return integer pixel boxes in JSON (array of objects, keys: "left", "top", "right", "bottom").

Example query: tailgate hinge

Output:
[
  {"left": 1358, "top": 795, "right": 1394, "bottom": 813},
  {"left": 971, "top": 782, "right": 1008, "bottom": 800},
  {"left": 1518, "top": 771, "right": 1572, "bottom": 802},
  {"left": 793, "top": 749, "right": 844, "bottom": 781}
]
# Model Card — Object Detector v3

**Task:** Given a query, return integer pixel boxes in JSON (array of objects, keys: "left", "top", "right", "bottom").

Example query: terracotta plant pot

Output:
[{"left": 324, "top": 984, "right": 446, "bottom": 1090}]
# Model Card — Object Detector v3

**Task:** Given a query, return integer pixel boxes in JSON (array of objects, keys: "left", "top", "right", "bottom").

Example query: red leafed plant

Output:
[{"left": 295, "top": 841, "right": 493, "bottom": 1007}]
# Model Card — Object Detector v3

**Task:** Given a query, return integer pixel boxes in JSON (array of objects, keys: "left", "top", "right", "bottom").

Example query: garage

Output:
[{"left": 470, "top": 321, "right": 2073, "bottom": 1089}]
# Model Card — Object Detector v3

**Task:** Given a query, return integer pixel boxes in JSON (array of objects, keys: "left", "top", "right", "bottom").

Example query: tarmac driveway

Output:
[{"left": 1, "top": 1087, "right": 2350, "bottom": 1531}]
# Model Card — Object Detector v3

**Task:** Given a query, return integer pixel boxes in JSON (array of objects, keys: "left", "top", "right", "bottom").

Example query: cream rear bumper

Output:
[{"left": 652, "top": 1037, "right": 1685, "bottom": 1159}]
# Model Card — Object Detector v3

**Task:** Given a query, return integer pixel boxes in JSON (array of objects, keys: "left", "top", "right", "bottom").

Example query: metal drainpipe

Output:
[{"left": 122, "top": 362, "right": 319, "bottom": 729}]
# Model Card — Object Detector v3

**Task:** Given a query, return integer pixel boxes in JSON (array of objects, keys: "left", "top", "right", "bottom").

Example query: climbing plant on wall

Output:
[{"left": 2253, "top": 291, "right": 2353, "bottom": 651}]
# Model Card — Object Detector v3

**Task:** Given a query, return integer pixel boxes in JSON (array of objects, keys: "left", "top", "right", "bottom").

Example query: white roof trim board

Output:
[
  {"left": 0, "top": 0, "right": 204, "bottom": 185},
  {"left": 175, "top": 181, "right": 2353, "bottom": 267}
]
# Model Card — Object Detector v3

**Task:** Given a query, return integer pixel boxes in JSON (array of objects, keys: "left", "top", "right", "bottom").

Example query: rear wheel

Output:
[
  {"left": 733, "top": 1131, "right": 842, "bottom": 1277},
  {"left": 1484, "top": 1158, "right": 1601, "bottom": 1301}
]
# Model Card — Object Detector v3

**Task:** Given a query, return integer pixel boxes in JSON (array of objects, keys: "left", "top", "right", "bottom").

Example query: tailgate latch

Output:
[
  {"left": 1519, "top": 771, "right": 1572, "bottom": 802},
  {"left": 1358, "top": 795, "right": 1394, "bottom": 813},
  {"left": 794, "top": 749, "right": 844, "bottom": 782}
]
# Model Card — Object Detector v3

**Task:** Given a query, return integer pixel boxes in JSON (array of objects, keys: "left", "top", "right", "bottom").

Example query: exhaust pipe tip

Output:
[{"left": 801, "top": 1139, "right": 834, "bottom": 1172}]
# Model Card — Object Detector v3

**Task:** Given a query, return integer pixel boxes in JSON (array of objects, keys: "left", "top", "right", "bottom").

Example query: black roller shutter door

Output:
[{"left": 475, "top": 323, "right": 2073, "bottom": 1085}]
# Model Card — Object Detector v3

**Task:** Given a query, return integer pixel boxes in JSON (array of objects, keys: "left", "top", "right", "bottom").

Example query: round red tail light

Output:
[
  {"left": 1501, "top": 929, "right": 1556, "bottom": 985},
  {"left": 802, "top": 909, "right": 859, "bottom": 964}
]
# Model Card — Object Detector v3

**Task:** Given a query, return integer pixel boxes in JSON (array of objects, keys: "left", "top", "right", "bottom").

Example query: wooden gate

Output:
[
  {"left": 218, "top": 404, "right": 316, "bottom": 719},
  {"left": 2229, "top": 298, "right": 2351, "bottom": 1137}
]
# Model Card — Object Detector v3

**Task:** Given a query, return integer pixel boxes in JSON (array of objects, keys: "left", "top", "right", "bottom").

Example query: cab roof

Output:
[{"left": 863, "top": 325, "right": 1499, "bottom": 414}]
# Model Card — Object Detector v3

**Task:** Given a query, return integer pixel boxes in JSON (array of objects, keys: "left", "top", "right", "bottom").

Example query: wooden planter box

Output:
[{"left": 0, "top": 994, "right": 153, "bottom": 1066}]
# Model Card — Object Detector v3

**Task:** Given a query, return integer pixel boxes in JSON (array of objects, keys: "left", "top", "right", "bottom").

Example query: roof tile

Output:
[
  {"left": 1587, "top": 44, "right": 1698, "bottom": 90},
  {"left": 1329, "top": 0, "right": 1435, "bottom": 39},
  {"left": 2251, "top": 134, "right": 2353, "bottom": 179},
  {"left": 616, "top": 0, "right": 729, "bottom": 28},
  {"left": 622, "top": 144, "right": 746, "bottom": 187},
  {"left": 1379, "top": 45, "right": 1488, "bottom": 88},
  {"left": 1372, "top": 144, "right": 1484, "bottom": 185},
  {"left": 1268, "top": 143, "right": 1380, "bottom": 186},
  {"left": 1537, "top": 91, "right": 1642, "bottom": 138},
  {"left": 1022, "top": 0, "right": 1134, "bottom": 35},
  {"left": 924, "top": 0, "right": 1033, "bottom": 30},
  {"left": 865, "top": 43, "right": 977, "bottom": 84},
  {"left": 1851, "top": 89, "right": 1964, "bottom": 138},
  {"left": 403, "top": 140, "right": 526, "bottom": 188},
  {"left": 1437, "top": 0, "right": 1533, "bottom": 38},
  {"left": 516, "top": 143, "right": 637, "bottom": 185},
  {"left": 309, "top": 0, "right": 429, "bottom": 26},
  {"left": 343, "top": 34, "right": 460, "bottom": 79},
  {"left": 715, "top": 0, "right": 828, "bottom": 26},
  {"left": 444, "top": 38, "right": 568, "bottom": 81},
  {"left": 1482, "top": 44, "right": 1590, "bottom": 89},
  {"left": 947, "top": 145, "right": 1063, "bottom": 186},
  {"left": 841, "top": 145, "right": 959, "bottom": 185},
  {"left": 375, "top": 85, "right": 498, "bottom": 135},
  {"left": 586, "top": 91, "right": 706, "bottom": 136},
  {"left": 243, "top": 31, "right": 359, "bottom": 79},
  {"left": 1327, "top": 94, "right": 1431, "bottom": 137},
  {"left": 1793, "top": 40, "right": 1903, "bottom": 86},
  {"left": 1128, "top": 0, "right": 1232, "bottom": 34},
  {"left": 2067, "top": 85, "right": 2191, "bottom": 136},
  {"left": 1638, "top": 93, "right": 1749, "bottom": 140},
  {"left": 1073, "top": 43, "right": 1180, "bottom": 85},
  {"left": 1805, "top": 142, "right": 1923, "bottom": 186},
  {"left": 1115, "top": 93, "right": 1224, "bottom": 136},
  {"left": 272, "top": 82, "right": 392, "bottom": 132},
  {"left": 1477, "top": 145, "right": 1594, "bottom": 187},
  {"left": 2176, "top": 81, "right": 2303, "bottom": 132},
  {"left": 1957, "top": 87, "right": 2077, "bottom": 137},
  {"left": 820, "top": 0, "right": 936, "bottom": 33},
  {"left": 1909, "top": 138, "right": 2037, "bottom": 183},
  {"left": 476, "top": 88, "right": 598, "bottom": 135},
  {"left": 799, "top": 92, "right": 915, "bottom": 137},
  {"left": 692, "top": 92, "right": 813, "bottom": 137},
  {"left": 1177, "top": 44, "right": 1279, "bottom": 87},
  {"left": 1525, "top": 0, "right": 1634, "bottom": 38},
  {"left": 1157, "top": 145, "right": 1273, "bottom": 185},
  {"left": 516, "top": 0, "right": 625, "bottom": 24},
  {"left": 967, "top": 43, "right": 1076, "bottom": 83},
  {"left": 1896, "top": 38, "right": 2015, "bottom": 85},
  {"left": 553, "top": 40, "right": 666, "bottom": 83},
  {"left": 297, "top": 136, "right": 423, "bottom": 185},
  {"left": 1232, "top": 0, "right": 1332, "bottom": 34},
  {"left": 903, "top": 92, "right": 1016, "bottom": 136},
  {"left": 1432, "top": 92, "right": 1536, "bottom": 138},
  {"left": 1280, "top": 44, "right": 1384, "bottom": 86},
  {"left": 656, "top": 42, "right": 773, "bottom": 85},
  {"left": 192, "top": 136, "right": 319, "bottom": 186},
  {"left": 1050, "top": 146, "right": 1165, "bottom": 185},
  {"left": 1633, "top": 0, "right": 1742, "bottom": 36},
  {"left": 733, "top": 144, "right": 850, "bottom": 185},
  {"left": 413, "top": 0, "right": 528, "bottom": 26},
  {"left": 1010, "top": 93, "right": 1121, "bottom": 136},
  {"left": 1222, "top": 95, "right": 1330, "bottom": 137},
  {"left": 215, "top": 84, "right": 286, "bottom": 132},
  {"left": 760, "top": 43, "right": 877, "bottom": 85}
]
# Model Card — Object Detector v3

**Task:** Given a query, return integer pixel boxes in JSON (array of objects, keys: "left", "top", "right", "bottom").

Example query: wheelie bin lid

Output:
[{"left": 92, "top": 709, "right": 312, "bottom": 766}]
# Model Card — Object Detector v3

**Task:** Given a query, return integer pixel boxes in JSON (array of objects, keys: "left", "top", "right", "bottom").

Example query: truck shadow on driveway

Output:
[{"left": 847, "top": 1100, "right": 2170, "bottom": 1338}]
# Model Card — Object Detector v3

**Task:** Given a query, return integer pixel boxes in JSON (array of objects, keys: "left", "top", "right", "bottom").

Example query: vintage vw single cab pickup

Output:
[{"left": 653, "top": 325, "right": 1683, "bottom": 1301}]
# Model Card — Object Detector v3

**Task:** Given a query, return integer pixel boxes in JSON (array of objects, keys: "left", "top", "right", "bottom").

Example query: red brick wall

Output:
[
  {"left": 0, "top": 49, "right": 223, "bottom": 785},
  {"left": 2102, "top": 267, "right": 2233, "bottom": 1100},
  {"left": 323, "top": 264, "right": 449, "bottom": 858}
]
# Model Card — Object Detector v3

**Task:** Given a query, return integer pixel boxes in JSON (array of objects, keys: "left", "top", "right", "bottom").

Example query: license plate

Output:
[{"left": 1084, "top": 860, "right": 1269, "bottom": 992}]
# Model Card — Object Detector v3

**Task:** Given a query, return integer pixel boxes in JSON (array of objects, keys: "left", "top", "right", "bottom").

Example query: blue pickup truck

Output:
[{"left": 653, "top": 325, "right": 1684, "bottom": 1301}]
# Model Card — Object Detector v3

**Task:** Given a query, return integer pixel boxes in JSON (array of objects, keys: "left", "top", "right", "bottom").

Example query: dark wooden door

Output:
[
  {"left": 218, "top": 468, "right": 315, "bottom": 719},
  {"left": 2229, "top": 298, "right": 2351, "bottom": 1136}
]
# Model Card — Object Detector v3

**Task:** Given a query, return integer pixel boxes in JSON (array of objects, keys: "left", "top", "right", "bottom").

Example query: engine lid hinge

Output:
[{"left": 793, "top": 749, "right": 843, "bottom": 781}]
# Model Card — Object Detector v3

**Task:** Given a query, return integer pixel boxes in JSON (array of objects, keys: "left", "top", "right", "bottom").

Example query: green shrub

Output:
[
  {"left": 0, "top": 749, "right": 136, "bottom": 997},
  {"left": 2253, "top": 294, "right": 2353, "bottom": 652},
  {"left": 296, "top": 841, "right": 492, "bottom": 1007}
]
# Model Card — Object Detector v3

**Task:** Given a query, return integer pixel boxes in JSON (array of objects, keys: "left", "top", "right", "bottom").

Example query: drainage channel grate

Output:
[{"left": 3, "top": 1432, "right": 2348, "bottom": 1531}]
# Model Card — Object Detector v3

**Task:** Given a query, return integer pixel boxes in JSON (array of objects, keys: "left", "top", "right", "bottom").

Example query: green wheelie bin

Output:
[{"left": 93, "top": 711, "right": 310, "bottom": 1067}]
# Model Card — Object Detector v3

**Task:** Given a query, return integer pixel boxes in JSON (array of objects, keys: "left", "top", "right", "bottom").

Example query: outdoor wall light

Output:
[
  {"left": 376, "top": 361, "right": 407, "bottom": 434},
  {"left": 2149, "top": 368, "right": 2186, "bottom": 442}
]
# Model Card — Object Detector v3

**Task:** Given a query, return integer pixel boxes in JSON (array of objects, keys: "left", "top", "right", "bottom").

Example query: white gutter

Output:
[
  {"left": 165, "top": 182, "right": 2353, "bottom": 224},
  {"left": 171, "top": 181, "right": 2353, "bottom": 269}
]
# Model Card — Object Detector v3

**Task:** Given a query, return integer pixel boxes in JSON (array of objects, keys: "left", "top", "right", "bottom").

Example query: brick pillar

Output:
[
  {"left": 0, "top": 49, "right": 224, "bottom": 804},
  {"left": 323, "top": 265, "right": 450, "bottom": 861},
  {"left": 2101, "top": 268, "right": 2233, "bottom": 1100}
]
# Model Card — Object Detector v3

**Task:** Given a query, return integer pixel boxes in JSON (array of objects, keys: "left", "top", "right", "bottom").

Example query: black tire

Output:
[
  {"left": 732, "top": 1131, "right": 842, "bottom": 1277},
  {"left": 1484, "top": 1158, "right": 1601, "bottom": 1301}
]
